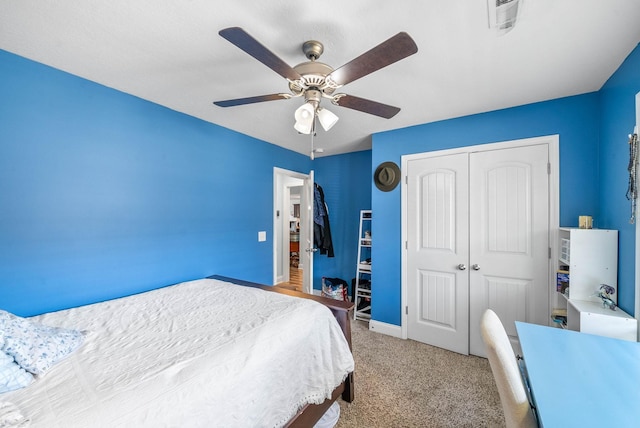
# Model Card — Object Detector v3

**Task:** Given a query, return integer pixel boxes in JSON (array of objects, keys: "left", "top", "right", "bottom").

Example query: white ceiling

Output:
[{"left": 1, "top": 1, "right": 639, "bottom": 157}]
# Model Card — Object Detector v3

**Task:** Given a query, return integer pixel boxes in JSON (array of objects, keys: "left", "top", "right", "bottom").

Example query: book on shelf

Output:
[{"left": 556, "top": 269, "right": 569, "bottom": 294}]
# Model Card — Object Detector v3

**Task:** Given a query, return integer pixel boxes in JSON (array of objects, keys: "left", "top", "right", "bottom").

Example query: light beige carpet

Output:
[{"left": 335, "top": 321, "right": 505, "bottom": 428}]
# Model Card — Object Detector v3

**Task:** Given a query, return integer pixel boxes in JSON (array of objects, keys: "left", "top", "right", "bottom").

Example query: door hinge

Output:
[
  {"left": 547, "top": 162, "right": 551, "bottom": 175},
  {"left": 405, "top": 241, "right": 408, "bottom": 250},
  {"left": 405, "top": 306, "right": 408, "bottom": 315},
  {"left": 549, "top": 247, "right": 551, "bottom": 259}
]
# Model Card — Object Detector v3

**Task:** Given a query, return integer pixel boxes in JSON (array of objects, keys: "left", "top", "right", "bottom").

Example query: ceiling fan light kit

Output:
[
  {"left": 316, "top": 108, "right": 339, "bottom": 132},
  {"left": 214, "top": 27, "right": 418, "bottom": 157},
  {"left": 293, "top": 88, "right": 339, "bottom": 135},
  {"left": 294, "top": 102, "right": 315, "bottom": 134}
]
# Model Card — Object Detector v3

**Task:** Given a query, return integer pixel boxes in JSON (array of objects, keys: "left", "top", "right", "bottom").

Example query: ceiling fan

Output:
[{"left": 213, "top": 27, "right": 418, "bottom": 137}]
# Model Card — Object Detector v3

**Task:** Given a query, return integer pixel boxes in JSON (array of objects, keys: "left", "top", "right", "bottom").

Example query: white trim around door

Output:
[{"left": 400, "top": 135, "right": 560, "bottom": 342}]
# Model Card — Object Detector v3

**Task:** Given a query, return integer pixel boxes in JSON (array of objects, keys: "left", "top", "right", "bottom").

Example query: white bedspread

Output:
[{"left": 3, "top": 278, "right": 354, "bottom": 427}]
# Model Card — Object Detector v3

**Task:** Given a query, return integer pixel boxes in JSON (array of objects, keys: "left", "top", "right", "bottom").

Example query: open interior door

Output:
[{"left": 301, "top": 170, "right": 315, "bottom": 294}]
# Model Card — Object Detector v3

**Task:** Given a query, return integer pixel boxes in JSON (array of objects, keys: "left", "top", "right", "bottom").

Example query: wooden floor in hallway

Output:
[{"left": 276, "top": 266, "right": 303, "bottom": 292}]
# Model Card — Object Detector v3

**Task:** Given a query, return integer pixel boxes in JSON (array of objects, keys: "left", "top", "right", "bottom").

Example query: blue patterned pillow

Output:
[
  {"left": 0, "top": 310, "right": 84, "bottom": 375},
  {"left": 0, "top": 351, "right": 34, "bottom": 393}
]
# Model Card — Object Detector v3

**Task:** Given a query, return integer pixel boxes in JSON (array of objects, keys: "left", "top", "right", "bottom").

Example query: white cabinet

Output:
[
  {"left": 557, "top": 227, "right": 637, "bottom": 341},
  {"left": 354, "top": 210, "right": 372, "bottom": 321},
  {"left": 558, "top": 227, "right": 617, "bottom": 302},
  {"left": 567, "top": 299, "right": 637, "bottom": 341}
]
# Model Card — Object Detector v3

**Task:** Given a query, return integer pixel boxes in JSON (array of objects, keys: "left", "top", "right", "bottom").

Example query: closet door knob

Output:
[
  {"left": 472, "top": 264, "right": 481, "bottom": 270},
  {"left": 457, "top": 264, "right": 467, "bottom": 270}
]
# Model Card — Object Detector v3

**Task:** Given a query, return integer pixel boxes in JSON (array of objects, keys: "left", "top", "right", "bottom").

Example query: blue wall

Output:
[
  {"left": 372, "top": 94, "right": 600, "bottom": 325},
  {"left": 0, "top": 50, "right": 311, "bottom": 316},
  {"left": 313, "top": 150, "right": 372, "bottom": 291},
  {"left": 372, "top": 94, "right": 598, "bottom": 325},
  {"left": 598, "top": 43, "right": 640, "bottom": 315},
  {"left": 371, "top": 43, "right": 640, "bottom": 325},
  {"left": 3, "top": 41, "right": 638, "bottom": 321}
]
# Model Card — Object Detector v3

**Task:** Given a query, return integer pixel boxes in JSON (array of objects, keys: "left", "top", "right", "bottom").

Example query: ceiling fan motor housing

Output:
[{"left": 289, "top": 61, "right": 338, "bottom": 96}]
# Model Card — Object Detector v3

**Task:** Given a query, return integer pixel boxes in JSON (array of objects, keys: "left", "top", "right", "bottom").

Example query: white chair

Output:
[{"left": 480, "top": 309, "right": 538, "bottom": 428}]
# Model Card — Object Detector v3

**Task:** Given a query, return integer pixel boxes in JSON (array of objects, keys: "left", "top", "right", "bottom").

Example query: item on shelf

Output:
[
  {"left": 551, "top": 308, "right": 567, "bottom": 317},
  {"left": 593, "top": 284, "right": 616, "bottom": 311},
  {"left": 578, "top": 215, "right": 593, "bottom": 229},
  {"left": 550, "top": 315, "right": 567, "bottom": 327},
  {"left": 556, "top": 269, "right": 569, "bottom": 294},
  {"left": 356, "top": 298, "right": 371, "bottom": 313},
  {"left": 352, "top": 278, "right": 371, "bottom": 290},
  {"left": 550, "top": 307, "right": 567, "bottom": 327}
]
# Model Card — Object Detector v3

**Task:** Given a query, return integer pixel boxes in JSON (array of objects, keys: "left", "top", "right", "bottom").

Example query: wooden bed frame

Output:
[{"left": 208, "top": 275, "right": 354, "bottom": 427}]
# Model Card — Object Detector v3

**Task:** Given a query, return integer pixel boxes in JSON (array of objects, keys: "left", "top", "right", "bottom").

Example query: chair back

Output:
[{"left": 480, "top": 309, "right": 537, "bottom": 428}]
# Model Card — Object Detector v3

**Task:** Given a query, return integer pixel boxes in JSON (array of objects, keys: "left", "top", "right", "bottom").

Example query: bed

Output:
[{"left": 0, "top": 276, "right": 355, "bottom": 427}]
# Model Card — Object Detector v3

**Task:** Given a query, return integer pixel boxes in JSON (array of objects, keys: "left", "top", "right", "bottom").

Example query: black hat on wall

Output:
[{"left": 374, "top": 161, "right": 401, "bottom": 192}]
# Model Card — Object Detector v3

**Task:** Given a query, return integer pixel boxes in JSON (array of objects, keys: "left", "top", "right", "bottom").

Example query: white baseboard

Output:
[{"left": 369, "top": 320, "right": 403, "bottom": 338}]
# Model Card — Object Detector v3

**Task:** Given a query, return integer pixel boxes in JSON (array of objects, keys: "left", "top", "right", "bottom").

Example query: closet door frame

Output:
[{"left": 400, "top": 135, "right": 560, "bottom": 340}]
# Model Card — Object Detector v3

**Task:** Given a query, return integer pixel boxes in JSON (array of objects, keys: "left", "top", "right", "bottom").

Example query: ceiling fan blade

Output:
[
  {"left": 333, "top": 94, "right": 401, "bottom": 119},
  {"left": 219, "top": 27, "right": 302, "bottom": 82},
  {"left": 328, "top": 32, "right": 418, "bottom": 86},
  {"left": 214, "top": 93, "right": 290, "bottom": 107}
]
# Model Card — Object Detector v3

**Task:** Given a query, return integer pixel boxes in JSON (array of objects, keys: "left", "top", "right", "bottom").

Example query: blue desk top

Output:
[{"left": 515, "top": 322, "right": 640, "bottom": 428}]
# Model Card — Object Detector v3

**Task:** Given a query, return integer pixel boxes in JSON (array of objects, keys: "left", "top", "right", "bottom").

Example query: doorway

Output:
[
  {"left": 273, "top": 168, "right": 314, "bottom": 294},
  {"left": 401, "top": 135, "right": 559, "bottom": 356},
  {"left": 286, "top": 185, "right": 303, "bottom": 291}
]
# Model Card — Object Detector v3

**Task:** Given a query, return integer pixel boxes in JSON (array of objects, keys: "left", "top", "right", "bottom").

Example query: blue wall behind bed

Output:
[{"left": 0, "top": 50, "right": 312, "bottom": 316}]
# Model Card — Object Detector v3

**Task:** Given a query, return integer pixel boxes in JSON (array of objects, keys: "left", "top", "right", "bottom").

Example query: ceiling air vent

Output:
[{"left": 488, "top": 0, "right": 522, "bottom": 35}]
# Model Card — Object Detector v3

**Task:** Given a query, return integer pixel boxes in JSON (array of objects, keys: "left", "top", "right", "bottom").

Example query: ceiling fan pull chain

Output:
[{"left": 310, "top": 116, "right": 316, "bottom": 160}]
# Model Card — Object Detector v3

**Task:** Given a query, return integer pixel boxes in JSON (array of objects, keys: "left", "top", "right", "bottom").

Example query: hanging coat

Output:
[{"left": 313, "top": 183, "right": 334, "bottom": 257}]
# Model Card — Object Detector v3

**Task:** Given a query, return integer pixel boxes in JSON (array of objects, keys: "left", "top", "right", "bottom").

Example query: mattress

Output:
[{"left": 3, "top": 278, "right": 354, "bottom": 427}]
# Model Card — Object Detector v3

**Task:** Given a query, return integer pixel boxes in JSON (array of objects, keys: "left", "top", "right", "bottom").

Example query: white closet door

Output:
[
  {"left": 406, "top": 142, "right": 550, "bottom": 356},
  {"left": 468, "top": 144, "right": 549, "bottom": 357},
  {"left": 406, "top": 152, "right": 470, "bottom": 355}
]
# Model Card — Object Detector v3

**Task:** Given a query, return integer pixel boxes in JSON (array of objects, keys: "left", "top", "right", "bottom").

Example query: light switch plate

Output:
[{"left": 258, "top": 231, "right": 267, "bottom": 242}]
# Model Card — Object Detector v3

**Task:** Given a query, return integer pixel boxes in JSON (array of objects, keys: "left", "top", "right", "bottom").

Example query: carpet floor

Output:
[{"left": 335, "top": 320, "right": 505, "bottom": 428}]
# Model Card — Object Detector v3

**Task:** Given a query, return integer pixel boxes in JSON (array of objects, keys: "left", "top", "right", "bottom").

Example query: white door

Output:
[
  {"left": 468, "top": 144, "right": 549, "bottom": 356},
  {"left": 273, "top": 168, "right": 314, "bottom": 292},
  {"left": 406, "top": 153, "right": 470, "bottom": 354},
  {"left": 300, "top": 170, "right": 315, "bottom": 294},
  {"left": 406, "top": 142, "right": 550, "bottom": 356}
]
